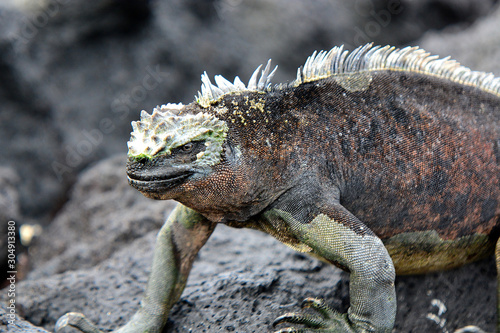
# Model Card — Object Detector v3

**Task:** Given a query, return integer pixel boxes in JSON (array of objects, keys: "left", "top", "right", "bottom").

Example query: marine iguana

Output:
[{"left": 56, "top": 43, "right": 500, "bottom": 333}]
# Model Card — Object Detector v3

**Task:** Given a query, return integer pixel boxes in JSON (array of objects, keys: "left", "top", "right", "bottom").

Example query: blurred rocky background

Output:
[{"left": 0, "top": 0, "right": 499, "bottom": 332}]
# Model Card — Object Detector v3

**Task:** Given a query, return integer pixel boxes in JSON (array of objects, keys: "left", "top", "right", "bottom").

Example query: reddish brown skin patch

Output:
[
  {"left": 209, "top": 71, "right": 500, "bottom": 241},
  {"left": 287, "top": 72, "right": 500, "bottom": 240}
]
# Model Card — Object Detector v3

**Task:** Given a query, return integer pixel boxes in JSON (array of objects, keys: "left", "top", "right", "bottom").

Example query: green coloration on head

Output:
[{"left": 127, "top": 103, "right": 228, "bottom": 167}]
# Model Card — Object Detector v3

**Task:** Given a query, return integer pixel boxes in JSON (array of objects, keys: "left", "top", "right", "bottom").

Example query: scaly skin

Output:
[{"left": 56, "top": 44, "right": 500, "bottom": 332}]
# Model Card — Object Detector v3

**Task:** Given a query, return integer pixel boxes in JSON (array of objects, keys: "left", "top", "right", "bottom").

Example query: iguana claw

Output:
[
  {"left": 273, "top": 327, "right": 313, "bottom": 333},
  {"left": 273, "top": 312, "right": 326, "bottom": 329},
  {"left": 454, "top": 326, "right": 488, "bottom": 333},
  {"left": 55, "top": 312, "right": 104, "bottom": 333},
  {"left": 273, "top": 297, "right": 355, "bottom": 333}
]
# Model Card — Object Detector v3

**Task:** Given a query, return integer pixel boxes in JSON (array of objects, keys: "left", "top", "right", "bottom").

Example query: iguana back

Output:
[{"left": 203, "top": 66, "right": 500, "bottom": 273}]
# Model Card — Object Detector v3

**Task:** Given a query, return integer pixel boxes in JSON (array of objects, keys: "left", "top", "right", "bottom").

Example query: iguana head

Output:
[
  {"left": 127, "top": 103, "right": 228, "bottom": 165},
  {"left": 126, "top": 101, "right": 229, "bottom": 198},
  {"left": 125, "top": 61, "right": 282, "bottom": 222}
]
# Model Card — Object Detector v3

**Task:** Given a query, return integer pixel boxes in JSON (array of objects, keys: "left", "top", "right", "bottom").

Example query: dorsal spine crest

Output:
[
  {"left": 196, "top": 43, "right": 500, "bottom": 108},
  {"left": 196, "top": 59, "right": 278, "bottom": 107}
]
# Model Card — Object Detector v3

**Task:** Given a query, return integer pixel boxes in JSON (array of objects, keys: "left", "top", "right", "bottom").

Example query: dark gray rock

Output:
[{"left": 0, "top": 306, "right": 49, "bottom": 333}]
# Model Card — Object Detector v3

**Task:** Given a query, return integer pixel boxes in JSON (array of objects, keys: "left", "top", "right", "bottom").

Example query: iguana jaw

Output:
[{"left": 126, "top": 161, "right": 196, "bottom": 199}]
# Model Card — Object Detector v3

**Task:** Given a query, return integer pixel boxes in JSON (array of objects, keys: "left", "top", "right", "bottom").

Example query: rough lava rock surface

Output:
[{"left": 1, "top": 0, "right": 500, "bottom": 332}]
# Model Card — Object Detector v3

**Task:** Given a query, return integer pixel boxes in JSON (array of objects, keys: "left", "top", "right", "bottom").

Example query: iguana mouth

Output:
[{"left": 127, "top": 170, "right": 194, "bottom": 192}]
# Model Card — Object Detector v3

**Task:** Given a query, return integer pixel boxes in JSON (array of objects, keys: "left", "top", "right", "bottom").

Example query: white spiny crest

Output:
[
  {"left": 294, "top": 43, "right": 500, "bottom": 97},
  {"left": 127, "top": 103, "right": 228, "bottom": 166},
  {"left": 195, "top": 43, "right": 500, "bottom": 109},
  {"left": 196, "top": 59, "right": 278, "bottom": 107}
]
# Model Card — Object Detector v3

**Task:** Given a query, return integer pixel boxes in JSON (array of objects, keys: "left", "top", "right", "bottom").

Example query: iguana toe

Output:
[
  {"left": 273, "top": 312, "right": 327, "bottom": 329},
  {"left": 454, "top": 326, "right": 488, "bottom": 333},
  {"left": 273, "top": 297, "right": 357, "bottom": 333},
  {"left": 55, "top": 312, "right": 104, "bottom": 333},
  {"left": 274, "top": 327, "right": 318, "bottom": 333},
  {"left": 300, "top": 298, "right": 336, "bottom": 319}
]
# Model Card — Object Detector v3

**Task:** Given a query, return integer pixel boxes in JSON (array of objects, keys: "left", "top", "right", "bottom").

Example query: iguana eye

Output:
[
  {"left": 181, "top": 142, "right": 194, "bottom": 152},
  {"left": 169, "top": 141, "right": 206, "bottom": 163}
]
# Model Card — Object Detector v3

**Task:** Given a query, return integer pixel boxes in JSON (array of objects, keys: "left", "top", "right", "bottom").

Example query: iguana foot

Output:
[
  {"left": 273, "top": 298, "right": 356, "bottom": 333},
  {"left": 55, "top": 312, "right": 104, "bottom": 333}
]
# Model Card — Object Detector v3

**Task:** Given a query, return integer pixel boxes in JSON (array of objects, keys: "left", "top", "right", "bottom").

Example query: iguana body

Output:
[{"left": 56, "top": 44, "right": 500, "bottom": 332}]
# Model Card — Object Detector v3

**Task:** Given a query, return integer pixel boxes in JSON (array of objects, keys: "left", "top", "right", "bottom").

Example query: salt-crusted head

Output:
[{"left": 127, "top": 103, "right": 228, "bottom": 167}]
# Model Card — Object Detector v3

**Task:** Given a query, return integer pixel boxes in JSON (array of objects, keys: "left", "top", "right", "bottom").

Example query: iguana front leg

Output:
[
  {"left": 264, "top": 201, "right": 396, "bottom": 333},
  {"left": 55, "top": 203, "right": 216, "bottom": 333}
]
